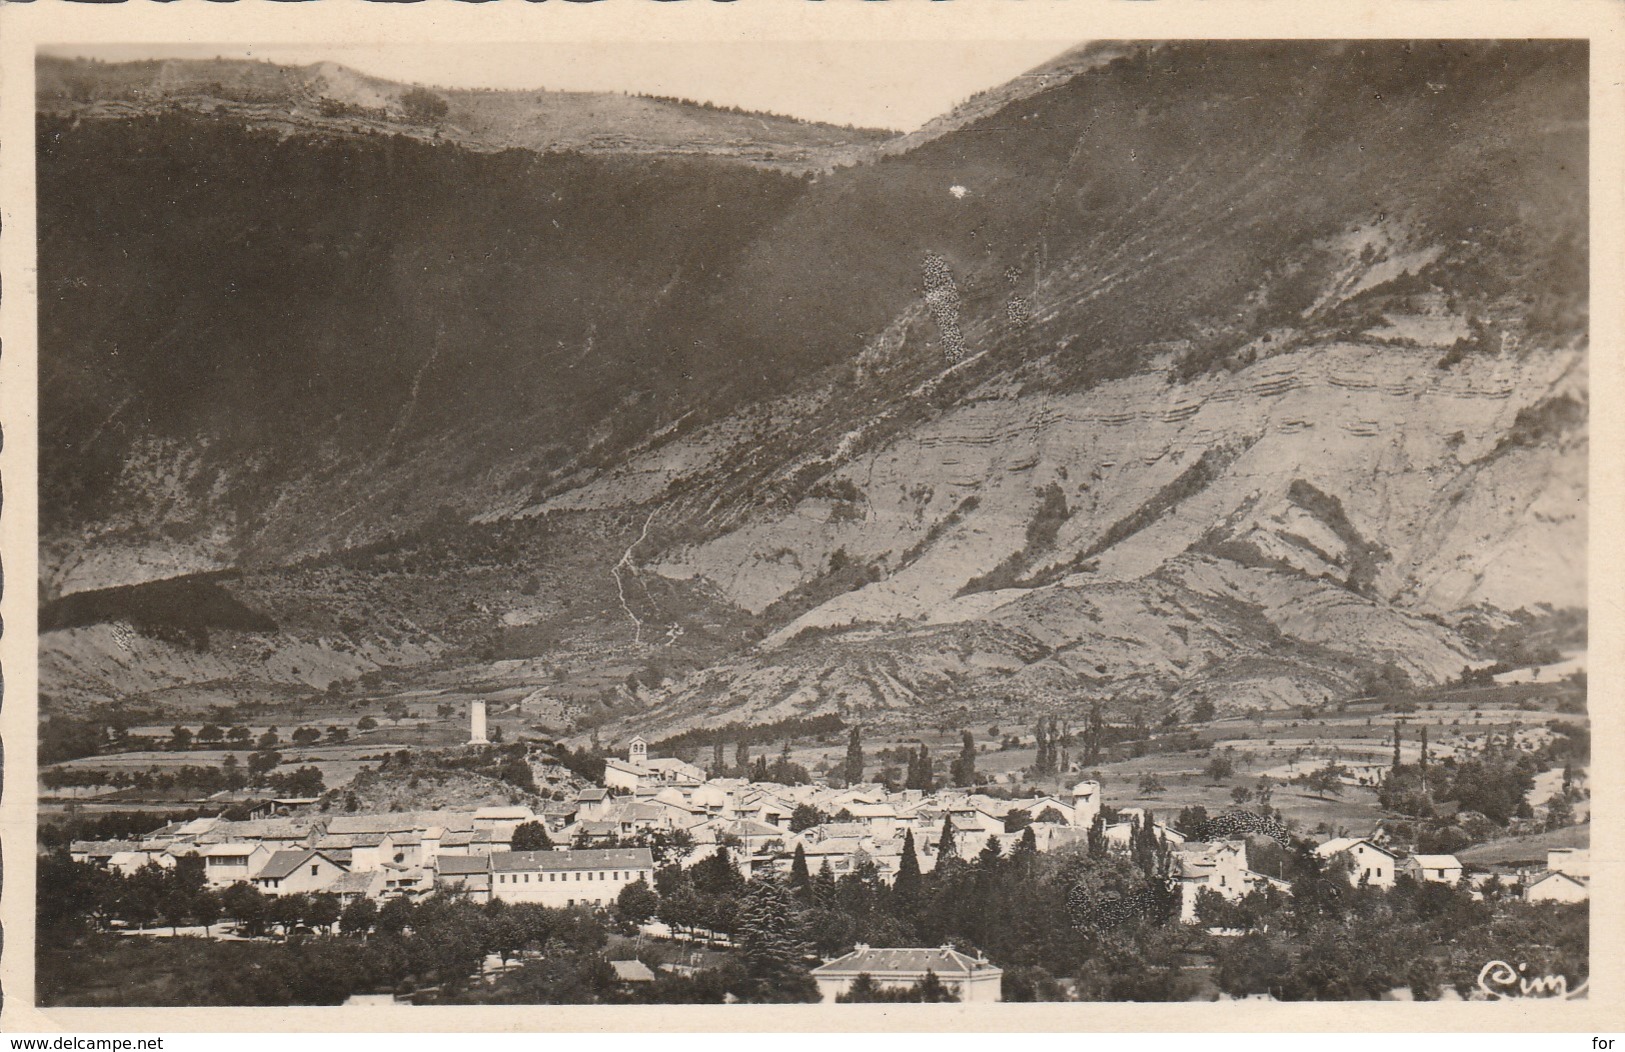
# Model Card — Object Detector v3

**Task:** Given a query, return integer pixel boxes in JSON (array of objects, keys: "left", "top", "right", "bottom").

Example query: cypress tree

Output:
[
  {"left": 736, "top": 739, "right": 751, "bottom": 772},
  {"left": 790, "top": 843, "right": 811, "bottom": 895},
  {"left": 917, "top": 744, "right": 935, "bottom": 791},
  {"left": 936, "top": 814, "right": 958, "bottom": 864},
  {"left": 1393, "top": 719, "right": 1402, "bottom": 768},
  {"left": 893, "top": 830, "right": 923, "bottom": 912},
  {"left": 1087, "top": 810, "right": 1107, "bottom": 859},
  {"left": 977, "top": 834, "right": 1003, "bottom": 870}
]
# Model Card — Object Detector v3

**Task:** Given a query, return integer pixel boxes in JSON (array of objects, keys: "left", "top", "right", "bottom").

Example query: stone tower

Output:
[
  {"left": 469, "top": 699, "right": 489, "bottom": 745},
  {"left": 629, "top": 735, "right": 648, "bottom": 766},
  {"left": 1070, "top": 779, "right": 1102, "bottom": 828}
]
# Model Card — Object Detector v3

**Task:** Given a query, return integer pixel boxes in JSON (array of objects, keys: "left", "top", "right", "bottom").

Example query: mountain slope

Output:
[{"left": 38, "top": 41, "right": 1586, "bottom": 728}]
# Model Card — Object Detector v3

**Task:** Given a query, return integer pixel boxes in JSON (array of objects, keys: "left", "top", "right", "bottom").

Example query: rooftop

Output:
[
  {"left": 491, "top": 847, "right": 654, "bottom": 872},
  {"left": 813, "top": 946, "right": 998, "bottom": 977}
]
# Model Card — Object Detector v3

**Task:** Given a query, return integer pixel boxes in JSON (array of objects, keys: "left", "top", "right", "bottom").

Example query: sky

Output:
[{"left": 43, "top": 40, "right": 1078, "bottom": 132}]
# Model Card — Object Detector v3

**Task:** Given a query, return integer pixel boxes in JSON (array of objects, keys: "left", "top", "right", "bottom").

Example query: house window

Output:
[
  {"left": 311, "top": 865, "right": 320, "bottom": 876},
  {"left": 1376, "top": 868, "right": 1382, "bottom": 878},
  {"left": 568, "top": 899, "right": 575, "bottom": 906},
  {"left": 575, "top": 872, "right": 581, "bottom": 881}
]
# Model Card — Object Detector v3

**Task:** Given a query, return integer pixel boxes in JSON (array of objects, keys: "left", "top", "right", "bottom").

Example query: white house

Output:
[
  {"left": 1314, "top": 837, "right": 1399, "bottom": 888},
  {"left": 250, "top": 849, "right": 349, "bottom": 896},
  {"left": 1399, "top": 854, "right": 1463, "bottom": 885},
  {"left": 811, "top": 945, "right": 1003, "bottom": 1003},
  {"left": 490, "top": 847, "right": 655, "bottom": 908},
  {"left": 1171, "top": 840, "right": 1252, "bottom": 923},
  {"left": 1525, "top": 869, "right": 1589, "bottom": 904},
  {"left": 201, "top": 843, "right": 273, "bottom": 887}
]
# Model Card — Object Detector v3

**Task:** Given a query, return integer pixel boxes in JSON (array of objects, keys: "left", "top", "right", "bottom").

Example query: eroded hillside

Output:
[{"left": 39, "top": 41, "right": 1587, "bottom": 730}]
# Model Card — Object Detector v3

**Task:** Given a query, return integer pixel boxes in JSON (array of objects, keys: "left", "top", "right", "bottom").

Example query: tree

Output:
[
  {"left": 258, "top": 727, "right": 280, "bottom": 749},
  {"left": 891, "top": 828, "right": 923, "bottom": 911},
  {"left": 170, "top": 725, "right": 194, "bottom": 751},
  {"left": 736, "top": 878, "right": 816, "bottom": 1001},
  {"left": 1230, "top": 786, "right": 1253, "bottom": 806},
  {"left": 384, "top": 702, "right": 409, "bottom": 726},
  {"left": 247, "top": 749, "right": 283, "bottom": 781},
  {"left": 838, "top": 973, "right": 882, "bottom": 1003},
  {"left": 1304, "top": 765, "right": 1347, "bottom": 799},
  {"left": 292, "top": 726, "right": 322, "bottom": 747},
  {"left": 1083, "top": 700, "right": 1106, "bottom": 765},
  {"left": 916, "top": 970, "right": 959, "bottom": 1003},
  {"left": 357, "top": 716, "right": 379, "bottom": 732},
  {"left": 221, "top": 883, "right": 269, "bottom": 936},
  {"left": 1204, "top": 752, "right": 1236, "bottom": 782},
  {"left": 789, "top": 844, "right": 812, "bottom": 895},
  {"left": 326, "top": 725, "right": 350, "bottom": 744},
  {"left": 198, "top": 723, "right": 224, "bottom": 745},
  {"left": 789, "top": 804, "right": 827, "bottom": 833},
  {"left": 376, "top": 895, "right": 415, "bottom": 935},
  {"left": 844, "top": 727, "right": 865, "bottom": 785},
  {"left": 192, "top": 889, "right": 222, "bottom": 934},
  {"left": 340, "top": 897, "right": 377, "bottom": 935},
  {"left": 1191, "top": 699, "right": 1217, "bottom": 723},
  {"left": 616, "top": 877, "right": 660, "bottom": 925},
  {"left": 1254, "top": 776, "right": 1275, "bottom": 813},
  {"left": 952, "top": 730, "right": 977, "bottom": 787},
  {"left": 512, "top": 821, "right": 554, "bottom": 851},
  {"left": 306, "top": 892, "right": 342, "bottom": 933},
  {"left": 401, "top": 86, "right": 449, "bottom": 124},
  {"left": 935, "top": 816, "right": 958, "bottom": 865},
  {"left": 227, "top": 725, "right": 252, "bottom": 746}
]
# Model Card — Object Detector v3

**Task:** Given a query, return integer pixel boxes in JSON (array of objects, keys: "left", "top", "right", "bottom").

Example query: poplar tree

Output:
[
  {"left": 953, "top": 730, "right": 977, "bottom": 787},
  {"left": 844, "top": 727, "right": 865, "bottom": 785}
]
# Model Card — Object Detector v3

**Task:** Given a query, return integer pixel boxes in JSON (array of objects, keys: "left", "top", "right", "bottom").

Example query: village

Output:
[{"left": 54, "top": 697, "right": 1589, "bottom": 1004}]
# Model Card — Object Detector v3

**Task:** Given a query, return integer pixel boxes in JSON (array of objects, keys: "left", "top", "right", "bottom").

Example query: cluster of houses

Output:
[{"left": 69, "top": 736, "right": 1589, "bottom": 936}]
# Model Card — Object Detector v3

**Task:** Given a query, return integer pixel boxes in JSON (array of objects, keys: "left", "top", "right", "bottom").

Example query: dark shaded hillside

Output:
[{"left": 39, "top": 115, "right": 809, "bottom": 586}]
